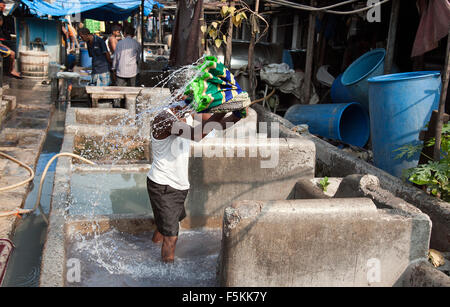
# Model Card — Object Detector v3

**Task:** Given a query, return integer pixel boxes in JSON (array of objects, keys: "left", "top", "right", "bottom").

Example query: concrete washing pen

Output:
[{"left": 0, "top": 152, "right": 95, "bottom": 223}]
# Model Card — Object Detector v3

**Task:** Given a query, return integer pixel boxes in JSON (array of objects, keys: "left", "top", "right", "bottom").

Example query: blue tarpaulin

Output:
[{"left": 19, "top": 0, "right": 162, "bottom": 21}]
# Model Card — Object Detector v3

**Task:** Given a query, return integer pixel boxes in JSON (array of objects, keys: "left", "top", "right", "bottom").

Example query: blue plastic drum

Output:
[
  {"left": 341, "top": 49, "right": 388, "bottom": 111},
  {"left": 80, "top": 48, "right": 92, "bottom": 68},
  {"left": 368, "top": 71, "right": 441, "bottom": 177},
  {"left": 284, "top": 102, "right": 370, "bottom": 147}
]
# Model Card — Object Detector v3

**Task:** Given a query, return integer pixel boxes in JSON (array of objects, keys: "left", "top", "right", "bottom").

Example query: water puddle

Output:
[{"left": 69, "top": 173, "right": 151, "bottom": 216}]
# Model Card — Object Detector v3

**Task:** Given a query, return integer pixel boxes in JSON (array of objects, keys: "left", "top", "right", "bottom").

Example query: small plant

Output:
[
  {"left": 201, "top": 0, "right": 268, "bottom": 49},
  {"left": 394, "top": 124, "right": 449, "bottom": 202},
  {"left": 319, "top": 177, "right": 331, "bottom": 192}
]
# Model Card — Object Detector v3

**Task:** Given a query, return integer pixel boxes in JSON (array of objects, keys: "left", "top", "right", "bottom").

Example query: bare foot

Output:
[
  {"left": 162, "top": 257, "right": 174, "bottom": 263},
  {"left": 152, "top": 229, "right": 163, "bottom": 244},
  {"left": 162, "top": 236, "right": 177, "bottom": 263},
  {"left": 10, "top": 71, "right": 22, "bottom": 79}
]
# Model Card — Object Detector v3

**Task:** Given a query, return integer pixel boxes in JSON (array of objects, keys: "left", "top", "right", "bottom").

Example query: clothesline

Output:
[{"left": 265, "top": 0, "right": 392, "bottom": 15}]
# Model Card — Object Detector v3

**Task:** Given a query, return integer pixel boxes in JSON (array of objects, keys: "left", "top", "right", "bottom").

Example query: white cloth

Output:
[{"left": 147, "top": 109, "right": 193, "bottom": 191}]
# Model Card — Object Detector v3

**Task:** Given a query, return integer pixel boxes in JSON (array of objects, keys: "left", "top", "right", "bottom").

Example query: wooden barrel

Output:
[{"left": 19, "top": 51, "right": 50, "bottom": 79}]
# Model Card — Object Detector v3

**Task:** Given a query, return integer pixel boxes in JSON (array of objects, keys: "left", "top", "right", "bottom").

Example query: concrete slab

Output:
[
  {"left": 186, "top": 137, "right": 315, "bottom": 228},
  {"left": 219, "top": 198, "right": 432, "bottom": 287},
  {"left": 0, "top": 80, "right": 53, "bottom": 242}
]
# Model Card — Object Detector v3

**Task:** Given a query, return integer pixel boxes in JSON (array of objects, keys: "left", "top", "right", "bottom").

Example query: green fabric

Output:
[{"left": 185, "top": 56, "right": 247, "bottom": 113}]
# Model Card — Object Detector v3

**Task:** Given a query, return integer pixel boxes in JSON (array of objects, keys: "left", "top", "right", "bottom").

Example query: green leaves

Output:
[
  {"left": 404, "top": 160, "right": 449, "bottom": 198},
  {"left": 319, "top": 177, "right": 331, "bottom": 192},
  {"left": 398, "top": 123, "right": 449, "bottom": 202},
  {"left": 204, "top": 5, "right": 248, "bottom": 50},
  {"left": 232, "top": 12, "right": 247, "bottom": 27},
  {"left": 394, "top": 143, "right": 423, "bottom": 160}
]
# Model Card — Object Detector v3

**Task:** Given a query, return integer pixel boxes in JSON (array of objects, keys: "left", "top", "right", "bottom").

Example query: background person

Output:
[
  {"left": 107, "top": 24, "right": 122, "bottom": 56},
  {"left": 0, "top": 0, "right": 14, "bottom": 48},
  {"left": 79, "top": 27, "right": 111, "bottom": 86},
  {"left": 0, "top": 15, "right": 20, "bottom": 78},
  {"left": 67, "top": 23, "right": 79, "bottom": 52},
  {"left": 106, "top": 24, "right": 122, "bottom": 85},
  {"left": 112, "top": 26, "right": 140, "bottom": 87}
]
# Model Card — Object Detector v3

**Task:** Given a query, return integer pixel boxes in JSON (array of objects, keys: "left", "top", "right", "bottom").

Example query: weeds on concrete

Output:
[{"left": 395, "top": 124, "right": 449, "bottom": 202}]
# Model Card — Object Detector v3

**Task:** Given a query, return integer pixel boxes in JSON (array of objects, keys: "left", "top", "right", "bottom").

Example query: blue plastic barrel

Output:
[
  {"left": 341, "top": 49, "right": 388, "bottom": 111},
  {"left": 331, "top": 73, "right": 355, "bottom": 103},
  {"left": 284, "top": 102, "right": 370, "bottom": 147},
  {"left": 67, "top": 54, "right": 76, "bottom": 68},
  {"left": 80, "top": 48, "right": 92, "bottom": 68},
  {"left": 368, "top": 71, "right": 441, "bottom": 177}
]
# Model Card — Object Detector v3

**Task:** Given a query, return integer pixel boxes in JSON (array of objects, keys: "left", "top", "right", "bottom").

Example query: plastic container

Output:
[
  {"left": 284, "top": 102, "right": 370, "bottom": 147},
  {"left": 368, "top": 71, "right": 441, "bottom": 177},
  {"left": 80, "top": 48, "right": 92, "bottom": 68},
  {"left": 341, "top": 49, "right": 388, "bottom": 111},
  {"left": 316, "top": 65, "right": 335, "bottom": 87},
  {"left": 67, "top": 54, "right": 76, "bottom": 68},
  {"left": 331, "top": 73, "right": 355, "bottom": 103}
]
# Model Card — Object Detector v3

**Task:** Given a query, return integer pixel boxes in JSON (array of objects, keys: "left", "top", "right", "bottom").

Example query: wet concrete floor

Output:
[{"left": 1, "top": 79, "right": 64, "bottom": 287}]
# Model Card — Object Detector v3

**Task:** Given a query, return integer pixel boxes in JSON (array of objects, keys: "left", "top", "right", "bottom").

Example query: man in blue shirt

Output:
[{"left": 79, "top": 28, "right": 111, "bottom": 86}]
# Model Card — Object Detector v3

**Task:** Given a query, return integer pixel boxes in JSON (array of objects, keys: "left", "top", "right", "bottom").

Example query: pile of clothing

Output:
[{"left": 185, "top": 56, "right": 252, "bottom": 114}]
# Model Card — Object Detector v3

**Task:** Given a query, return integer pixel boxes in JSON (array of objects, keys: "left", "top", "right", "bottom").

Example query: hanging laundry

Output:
[
  {"left": 186, "top": 56, "right": 251, "bottom": 113},
  {"left": 411, "top": 0, "right": 450, "bottom": 57}
]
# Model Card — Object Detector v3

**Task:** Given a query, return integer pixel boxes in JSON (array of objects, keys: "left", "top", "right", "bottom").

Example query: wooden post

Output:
[
  {"left": 200, "top": 3, "right": 206, "bottom": 54},
  {"left": 304, "top": 0, "right": 316, "bottom": 105},
  {"left": 291, "top": 14, "right": 299, "bottom": 50},
  {"left": 242, "top": 18, "right": 247, "bottom": 40},
  {"left": 158, "top": 9, "right": 163, "bottom": 44},
  {"left": 433, "top": 29, "right": 450, "bottom": 161},
  {"left": 141, "top": 0, "right": 145, "bottom": 65},
  {"left": 248, "top": 0, "right": 260, "bottom": 101},
  {"left": 271, "top": 16, "right": 278, "bottom": 43},
  {"left": 384, "top": 0, "right": 401, "bottom": 75},
  {"left": 224, "top": 1, "right": 235, "bottom": 68}
]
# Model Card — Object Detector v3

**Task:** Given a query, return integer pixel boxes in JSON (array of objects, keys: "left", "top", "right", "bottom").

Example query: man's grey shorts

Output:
[{"left": 147, "top": 178, "right": 189, "bottom": 237}]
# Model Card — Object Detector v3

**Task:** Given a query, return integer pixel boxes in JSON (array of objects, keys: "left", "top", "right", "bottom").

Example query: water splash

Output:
[{"left": 67, "top": 228, "right": 221, "bottom": 286}]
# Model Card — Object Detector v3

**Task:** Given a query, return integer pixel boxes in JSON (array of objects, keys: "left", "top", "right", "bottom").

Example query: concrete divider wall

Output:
[
  {"left": 219, "top": 198, "right": 432, "bottom": 287},
  {"left": 185, "top": 137, "right": 316, "bottom": 228}
]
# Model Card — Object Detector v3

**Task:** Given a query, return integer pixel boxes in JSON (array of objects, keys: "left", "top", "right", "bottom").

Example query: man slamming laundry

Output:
[{"left": 147, "top": 56, "right": 253, "bottom": 263}]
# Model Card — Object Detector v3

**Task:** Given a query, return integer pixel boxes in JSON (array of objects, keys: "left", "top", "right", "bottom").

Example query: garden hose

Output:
[
  {"left": 0, "top": 152, "right": 95, "bottom": 223},
  {"left": 0, "top": 151, "right": 35, "bottom": 193}
]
